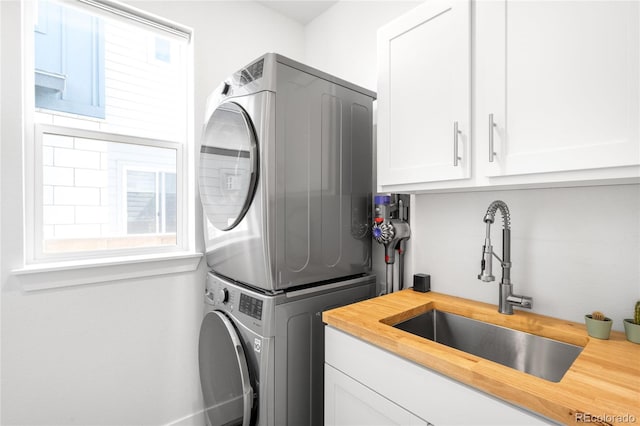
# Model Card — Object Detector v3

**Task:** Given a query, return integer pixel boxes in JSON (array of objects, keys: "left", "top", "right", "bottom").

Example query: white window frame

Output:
[{"left": 12, "top": 0, "right": 201, "bottom": 290}]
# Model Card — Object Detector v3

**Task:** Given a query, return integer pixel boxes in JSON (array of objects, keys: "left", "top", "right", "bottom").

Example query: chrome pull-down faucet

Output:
[{"left": 478, "top": 200, "right": 533, "bottom": 315}]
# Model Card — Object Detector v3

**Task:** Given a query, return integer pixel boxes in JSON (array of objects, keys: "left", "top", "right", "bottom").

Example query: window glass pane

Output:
[
  {"left": 34, "top": 0, "right": 105, "bottom": 118},
  {"left": 42, "top": 132, "right": 177, "bottom": 254},
  {"left": 34, "top": 0, "right": 188, "bottom": 142},
  {"left": 155, "top": 37, "right": 172, "bottom": 63},
  {"left": 127, "top": 170, "right": 157, "bottom": 234},
  {"left": 164, "top": 173, "right": 177, "bottom": 233}
]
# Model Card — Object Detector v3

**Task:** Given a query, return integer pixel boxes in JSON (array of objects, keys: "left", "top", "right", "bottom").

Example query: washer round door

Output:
[
  {"left": 198, "top": 311, "right": 254, "bottom": 426},
  {"left": 199, "top": 102, "right": 258, "bottom": 231}
]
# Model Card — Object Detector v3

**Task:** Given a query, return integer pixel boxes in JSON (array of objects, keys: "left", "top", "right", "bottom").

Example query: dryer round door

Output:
[
  {"left": 198, "top": 311, "right": 254, "bottom": 426},
  {"left": 199, "top": 102, "right": 258, "bottom": 231}
]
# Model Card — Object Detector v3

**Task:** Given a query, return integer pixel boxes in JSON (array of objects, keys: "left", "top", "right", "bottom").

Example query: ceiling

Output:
[{"left": 256, "top": 1, "right": 339, "bottom": 25}]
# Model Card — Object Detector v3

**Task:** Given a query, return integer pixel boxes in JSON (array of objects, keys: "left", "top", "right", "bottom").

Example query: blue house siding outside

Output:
[{"left": 35, "top": 0, "right": 106, "bottom": 119}]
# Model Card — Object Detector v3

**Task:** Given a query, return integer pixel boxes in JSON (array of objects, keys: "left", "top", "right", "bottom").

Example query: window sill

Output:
[{"left": 12, "top": 251, "right": 203, "bottom": 291}]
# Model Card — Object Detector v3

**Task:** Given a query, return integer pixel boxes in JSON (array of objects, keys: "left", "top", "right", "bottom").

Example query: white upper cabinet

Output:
[
  {"left": 377, "top": 0, "right": 471, "bottom": 188},
  {"left": 378, "top": 0, "right": 640, "bottom": 192},
  {"left": 478, "top": 0, "right": 640, "bottom": 179}
]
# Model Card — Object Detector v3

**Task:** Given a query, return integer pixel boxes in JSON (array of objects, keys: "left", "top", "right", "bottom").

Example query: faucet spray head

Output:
[
  {"left": 478, "top": 244, "right": 495, "bottom": 282},
  {"left": 478, "top": 219, "right": 495, "bottom": 282}
]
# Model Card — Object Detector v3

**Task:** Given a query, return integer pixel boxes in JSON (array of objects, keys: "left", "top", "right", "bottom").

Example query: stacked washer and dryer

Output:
[{"left": 197, "top": 53, "right": 377, "bottom": 426}]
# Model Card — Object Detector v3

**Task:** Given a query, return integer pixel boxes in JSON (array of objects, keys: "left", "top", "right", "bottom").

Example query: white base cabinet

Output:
[
  {"left": 325, "top": 364, "right": 430, "bottom": 426},
  {"left": 324, "top": 326, "right": 554, "bottom": 426}
]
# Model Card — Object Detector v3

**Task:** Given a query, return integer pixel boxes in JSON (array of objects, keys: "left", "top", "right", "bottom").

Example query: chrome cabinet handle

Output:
[
  {"left": 453, "top": 121, "right": 462, "bottom": 167},
  {"left": 488, "top": 114, "right": 497, "bottom": 162}
]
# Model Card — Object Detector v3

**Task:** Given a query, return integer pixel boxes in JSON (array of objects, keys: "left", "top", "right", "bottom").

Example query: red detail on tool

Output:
[
  {"left": 397, "top": 248, "right": 403, "bottom": 254},
  {"left": 374, "top": 217, "right": 384, "bottom": 224},
  {"left": 385, "top": 255, "right": 390, "bottom": 263}
]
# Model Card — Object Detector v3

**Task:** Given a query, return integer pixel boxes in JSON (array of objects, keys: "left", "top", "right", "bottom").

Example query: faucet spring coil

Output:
[{"left": 484, "top": 200, "right": 511, "bottom": 229}]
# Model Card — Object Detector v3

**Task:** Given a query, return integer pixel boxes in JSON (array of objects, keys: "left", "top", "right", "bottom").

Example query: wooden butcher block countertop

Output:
[{"left": 322, "top": 290, "right": 640, "bottom": 425}]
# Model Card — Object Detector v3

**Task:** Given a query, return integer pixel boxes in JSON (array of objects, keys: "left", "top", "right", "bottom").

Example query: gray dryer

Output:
[{"left": 198, "top": 53, "right": 376, "bottom": 292}]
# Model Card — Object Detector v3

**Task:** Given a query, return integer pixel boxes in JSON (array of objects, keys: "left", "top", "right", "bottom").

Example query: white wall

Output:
[
  {"left": 412, "top": 185, "right": 640, "bottom": 329},
  {"left": 0, "top": 2, "right": 304, "bottom": 425},
  {"left": 304, "top": 1, "right": 421, "bottom": 91},
  {"left": 0, "top": 2, "right": 3, "bottom": 422}
]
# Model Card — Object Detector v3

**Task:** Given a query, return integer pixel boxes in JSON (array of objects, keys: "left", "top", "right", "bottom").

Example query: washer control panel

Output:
[
  {"left": 239, "top": 293, "right": 263, "bottom": 320},
  {"left": 204, "top": 274, "right": 264, "bottom": 319},
  {"left": 217, "top": 287, "right": 229, "bottom": 304},
  {"left": 205, "top": 276, "right": 236, "bottom": 308},
  {"left": 204, "top": 273, "right": 272, "bottom": 336}
]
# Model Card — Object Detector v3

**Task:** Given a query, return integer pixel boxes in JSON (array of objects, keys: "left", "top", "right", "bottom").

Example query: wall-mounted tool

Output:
[{"left": 372, "top": 194, "right": 411, "bottom": 295}]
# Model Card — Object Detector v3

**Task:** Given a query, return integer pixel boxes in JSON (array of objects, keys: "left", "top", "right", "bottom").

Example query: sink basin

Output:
[{"left": 393, "top": 309, "right": 583, "bottom": 382}]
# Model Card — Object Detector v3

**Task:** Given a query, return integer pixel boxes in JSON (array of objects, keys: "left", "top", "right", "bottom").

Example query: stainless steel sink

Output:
[{"left": 393, "top": 309, "right": 583, "bottom": 382}]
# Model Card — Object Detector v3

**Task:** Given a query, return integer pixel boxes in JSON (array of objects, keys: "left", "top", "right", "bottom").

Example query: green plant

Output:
[
  {"left": 585, "top": 311, "right": 612, "bottom": 339},
  {"left": 634, "top": 301, "right": 640, "bottom": 325}
]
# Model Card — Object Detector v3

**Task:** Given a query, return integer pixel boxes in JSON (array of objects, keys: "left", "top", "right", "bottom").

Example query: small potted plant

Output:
[
  {"left": 585, "top": 310, "right": 612, "bottom": 340},
  {"left": 623, "top": 301, "right": 640, "bottom": 344}
]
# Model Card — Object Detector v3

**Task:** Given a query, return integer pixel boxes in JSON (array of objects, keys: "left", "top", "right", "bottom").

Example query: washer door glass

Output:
[
  {"left": 198, "top": 311, "right": 254, "bottom": 426},
  {"left": 199, "top": 102, "right": 258, "bottom": 231}
]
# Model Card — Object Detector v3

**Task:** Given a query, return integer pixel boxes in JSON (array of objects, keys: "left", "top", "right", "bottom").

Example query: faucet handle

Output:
[{"left": 506, "top": 294, "right": 533, "bottom": 310}]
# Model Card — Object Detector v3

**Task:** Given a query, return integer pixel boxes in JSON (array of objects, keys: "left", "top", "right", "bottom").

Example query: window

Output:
[{"left": 28, "top": 0, "right": 192, "bottom": 263}]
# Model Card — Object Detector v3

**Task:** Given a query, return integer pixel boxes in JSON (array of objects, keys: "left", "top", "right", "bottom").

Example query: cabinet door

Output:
[
  {"left": 377, "top": 0, "right": 471, "bottom": 187},
  {"left": 325, "top": 364, "right": 430, "bottom": 426},
  {"left": 325, "top": 326, "right": 552, "bottom": 425},
  {"left": 480, "top": 0, "right": 640, "bottom": 177}
]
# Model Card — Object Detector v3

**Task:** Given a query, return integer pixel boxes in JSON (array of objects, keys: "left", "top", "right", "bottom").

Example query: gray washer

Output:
[{"left": 198, "top": 272, "right": 376, "bottom": 426}]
